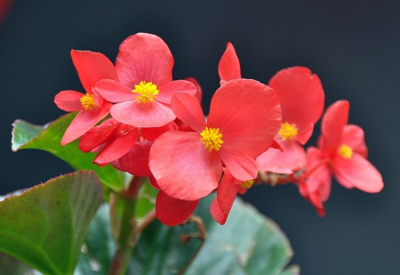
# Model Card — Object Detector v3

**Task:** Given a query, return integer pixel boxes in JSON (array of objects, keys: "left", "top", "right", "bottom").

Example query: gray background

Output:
[{"left": 1, "top": 1, "right": 398, "bottom": 274}]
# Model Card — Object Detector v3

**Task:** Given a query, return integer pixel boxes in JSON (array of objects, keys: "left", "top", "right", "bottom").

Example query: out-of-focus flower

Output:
[
  {"left": 257, "top": 66, "right": 325, "bottom": 174},
  {"left": 54, "top": 50, "right": 117, "bottom": 145},
  {"left": 299, "top": 100, "right": 384, "bottom": 214}
]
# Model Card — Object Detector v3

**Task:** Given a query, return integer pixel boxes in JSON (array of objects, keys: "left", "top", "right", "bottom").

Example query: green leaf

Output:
[
  {"left": 185, "top": 195, "right": 295, "bottom": 275},
  {"left": 76, "top": 205, "right": 116, "bottom": 275},
  {"left": 12, "top": 113, "right": 125, "bottom": 191},
  {"left": 76, "top": 194, "right": 297, "bottom": 275},
  {"left": 0, "top": 171, "right": 103, "bottom": 275}
]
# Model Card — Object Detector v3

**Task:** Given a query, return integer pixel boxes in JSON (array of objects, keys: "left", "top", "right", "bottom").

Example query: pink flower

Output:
[
  {"left": 94, "top": 33, "right": 196, "bottom": 128},
  {"left": 149, "top": 79, "right": 281, "bottom": 202},
  {"left": 300, "top": 100, "right": 384, "bottom": 214},
  {"left": 54, "top": 50, "right": 117, "bottom": 145},
  {"left": 257, "top": 66, "right": 325, "bottom": 174}
]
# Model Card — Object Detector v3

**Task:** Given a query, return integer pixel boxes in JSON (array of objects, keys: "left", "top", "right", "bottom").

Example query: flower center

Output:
[
  {"left": 132, "top": 81, "right": 159, "bottom": 103},
  {"left": 338, "top": 144, "right": 353, "bottom": 159},
  {"left": 278, "top": 122, "right": 298, "bottom": 141},
  {"left": 200, "top": 127, "right": 224, "bottom": 152},
  {"left": 240, "top": 179, "right": 254, "bottom": 189},
  {"left": 80, "top": 93, "right": 97, "bottom": 111}
]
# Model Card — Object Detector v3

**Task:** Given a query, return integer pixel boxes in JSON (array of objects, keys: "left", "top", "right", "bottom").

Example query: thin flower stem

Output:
[
  {"left": 124, "top": 175, "right": 142, "bottom": 199},
  {"left": 108, "top": 247, "right": 132, "bottom": 275},
  {"left": 108, "top": 176, "right": 143, "bottom": 275}
]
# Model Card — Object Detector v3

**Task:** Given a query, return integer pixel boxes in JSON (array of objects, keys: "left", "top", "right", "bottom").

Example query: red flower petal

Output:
[
  {"left": 303, "top": 147, "right": 331, "bottom": 199},
  {"left": 333, "top": 153, "right": 384, "bottom": 193},
  {"left": 70, "top": 50, "right": 117, "bottom": 94},
  {"left": 321, "top": 100, "right": 350, "bottom": 158},
  {"left": 148, "top": 173, "right": 160, "bottom": 190},
  {"left": 141, "top": 121, "right": 178, "bottom": 141},
  {"left": 218, "top": 149, "right": 258, "bottom": 181},
  {"left": 171, "top": 93, "right": 206, "bottom": 133},
  {"left": 116, "top": 33, "right": 173, "bottom": 88},
  {"left": 217, "top": 170, "right": 238, "bottom": 220},
  {"left": 61, "top": 101, "right": 113, "bottom": 145},
  {"left": 94, "top": 125, "right": 139, "bottom": 165},
  {"left": 156, "top": 191, "right": 198, "bottom": 226},
  {"left": 95, "top": 79, "right": 136, "bottom": 103},
  {"left": 257, "top": 139, "right": 307, "bottom": 174},
  {"left": 112, "top": 140, "right": 152, "bottom": 176},
  {"left": 79, "top": 119, "right": 120, "bottom": 152},
  {"left": 218, "top": 42, "right": 241, "bottom": 85},
  {"left": 185, "top": 77, "right": 203, "bottom": 103},
  {"left": 207, "top": 79, "right": 282, "bottom": 158},
  {"left": 149, "top": 131, "right": 222, "bottom": 201},
  {"left": 54, "top": 90, "right": 85, "bottom": 112},
  {"left": 110, "top": 100, "right": 175, "bottom": 128},
  {"left": 210, "top": 197, "right": 228, "bottom": 225},
  {"left": 271, "top": 139, "right": 283, "bottom": 152},
  {"left": 268, "top": 66, "right": 324, "bottom": 142},
  {"left": 341, "top": 125, "right": 368, "bottom": 158},
  {"left": 156, "top": 80, "right": 197, "bottom": 105},
  {"left": 295, "top": 123, "right": 314, "bottom": 145}
]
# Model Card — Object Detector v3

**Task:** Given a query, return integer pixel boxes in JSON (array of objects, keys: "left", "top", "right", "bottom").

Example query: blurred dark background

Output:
[{"left": 1, "top": 1, "right": 399, "bottom": 274}]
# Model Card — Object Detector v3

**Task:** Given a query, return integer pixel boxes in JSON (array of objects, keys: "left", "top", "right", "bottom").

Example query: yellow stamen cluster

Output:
[
  {"left": 240, "top": 180, "right": 254, "bottom": 189},
  {"left": 278, "top": 121, "right": 298, "bottom": 141},
  {"left": 80, "top": 93, "right": 97, "bottom": 111},
  {"left": 200, "top": 127, "right": 224, "bottom": 152},
  {"left": 338, "top": 144, "right": 353, "bottom": 159},
  {"left": 133, "top": 81, "right": 159, "bottom": 103}
]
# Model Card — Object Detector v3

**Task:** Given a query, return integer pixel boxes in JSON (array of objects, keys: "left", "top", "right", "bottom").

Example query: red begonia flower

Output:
[
  {"left": 300, "top": 100, "right": 383, "bottom": 212},
  {"left": 149, "top": 79, "right": 281, "bottom": 201},
  {"left": 94, "top": 33, "right": 196, "bottom": 128},
  {"left": 54, "top": 50, "right": 117, "bottom": 145},
  {"left": 321, "top": 100, "right": 383, "bottom": 192},
  {"left": 257, "top": 66, "right": 325, "bottom": 173}
]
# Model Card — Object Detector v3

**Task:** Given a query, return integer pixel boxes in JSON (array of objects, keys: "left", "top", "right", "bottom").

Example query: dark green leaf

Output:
[
  {"left": 77, "top": 194, "right": 297, "bottom": 275},
  {"left": 0, "top": 171, "right": 103, "bottom": 275},
  {"left": 12, "top": 114, "right": 125, "bottom": 191}
]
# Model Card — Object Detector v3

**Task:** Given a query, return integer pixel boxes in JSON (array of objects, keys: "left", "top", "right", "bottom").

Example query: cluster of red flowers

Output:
[{"left": 55, "top": 33, "right": 384, "bottom": 226}]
